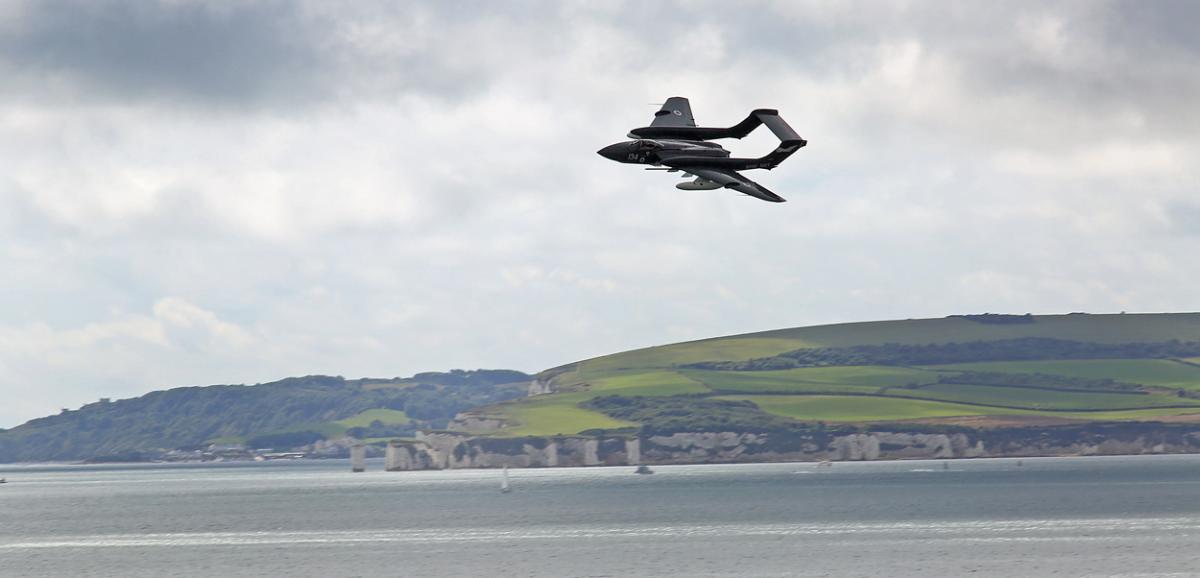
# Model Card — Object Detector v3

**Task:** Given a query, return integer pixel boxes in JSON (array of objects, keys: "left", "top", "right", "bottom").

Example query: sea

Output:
[{"left": 2, "top": 455, "right": 1199, "bottom": 577}]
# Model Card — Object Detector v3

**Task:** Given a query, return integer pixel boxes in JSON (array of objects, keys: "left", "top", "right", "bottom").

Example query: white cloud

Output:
[
  {"left": 0, "top": 297, "right": 258, "bottom": 422},
  {"left": 153, "top": 297, "right": 254, "bottom": 348},
  {"left": 992, "top": 140, "right": 1189, "bottom": 180},
  {"left": 1, "top": 1, "right": 1200, "bottom": 426}
]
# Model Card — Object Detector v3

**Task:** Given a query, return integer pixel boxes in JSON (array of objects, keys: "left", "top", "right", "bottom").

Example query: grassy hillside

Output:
[
  {"left": 568, "top": 313, "right": 1200, "bottom": 374},
  {"left": 9, "top": 313, "right": 1200, "bottom": 460},
  {"left": 335, "top": 408, "right": 411, "bottom": 428},
  {"left": 475, "top": 313, "right": 1200, "bottom": 436},
  {"left": 0, "top": 370, "right": 530, "bottom": 462},
  {"left": 923, "top": 360, "right": 1200, "bottom": 389}
]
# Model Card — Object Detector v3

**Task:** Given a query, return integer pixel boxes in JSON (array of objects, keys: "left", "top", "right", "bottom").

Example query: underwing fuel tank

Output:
[{"left": 676, "top": 178, "right": 722, "bottom": 191}]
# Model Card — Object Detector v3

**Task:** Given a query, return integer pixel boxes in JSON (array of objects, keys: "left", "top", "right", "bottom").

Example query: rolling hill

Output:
[
  {"left": 465, "top": 313, "right": 1200, "bottom": 436},
  {"left": 0, "top": 370, "right": 531, "bottom": 462},
  {"left": 7, "top": 312, "right": 1200, "bottom": 463}
]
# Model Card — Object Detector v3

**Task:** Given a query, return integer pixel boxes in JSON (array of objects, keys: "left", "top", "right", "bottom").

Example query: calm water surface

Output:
[{"left": 2, "top": 455, "right": 1199, "bottom": 577}]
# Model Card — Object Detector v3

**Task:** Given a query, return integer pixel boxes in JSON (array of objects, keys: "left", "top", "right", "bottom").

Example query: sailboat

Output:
[{"left": 500, "top": 466, "right": 511, "bottom": 493}]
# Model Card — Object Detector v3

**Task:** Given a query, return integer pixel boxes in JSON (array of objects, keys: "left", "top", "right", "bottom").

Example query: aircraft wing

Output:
[
  {"left": 649, "top": 96, "right": 697, "bottom": 128},
  {"left": 686, "top": 167, "right": 786, "bottom": 203}
]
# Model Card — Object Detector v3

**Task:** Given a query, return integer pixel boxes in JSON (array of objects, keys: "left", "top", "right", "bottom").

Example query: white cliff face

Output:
[
  {"left": 647, "top": 432, "right": 764, "bottom": 459},
  {"left": 832, "top": 434, "right": 880, "bottom": 461},
  {"left": 1076, "top": 437, "right": 1170, "bottom": 457},
  {"left": 350, "top": 444, "right": 367, "bottom": 472},
  {"left": 385, "top": 442, "right": 434, "bottom": 471},
  {"left": 385, "top": 434, "right": 636, "bottom": 470},
  {"left": 864, "top": 433, "right": 985, "bottom": 460},
  {"left": 376, "top": 427, "right": 1199, "bottom": 471},
  {"left": 625, "top": 438, "right": 641, "bottom": 465},
  {"left": 526, "top": 441, "right": 558, "bottom": 467},
  {"left": 447, "top": 414, "right": 506, "bottom": 433},
  {"left": 385, "top": 443, "right": 401, "bottom": 470},
  {"left": 527, "top": 379, "right": 554, "bottom": 396},
  {"left": 582, "top": 439, "right": 600, "bottom": 466},
  {"left": 416, "top": 432, "right": 470, "bottom": 469}
]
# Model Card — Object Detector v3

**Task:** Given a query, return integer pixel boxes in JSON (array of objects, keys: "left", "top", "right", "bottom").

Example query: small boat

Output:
[
  {"left": 500, "top": 466, "right": 512, "bottom": 493},
  {"left": 0, "top": 478, "right": 6, "bottom": 484},
  {"left": 816, "top": 460, "right": 833, "bottom": 468},
  {"left": 634, "top": 465, "right": 654, "bottom": 475}
]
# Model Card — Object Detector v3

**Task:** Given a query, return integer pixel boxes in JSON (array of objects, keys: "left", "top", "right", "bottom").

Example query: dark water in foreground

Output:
[{"left": 2, "top": 455, "right": 1199, "bottom": 577}]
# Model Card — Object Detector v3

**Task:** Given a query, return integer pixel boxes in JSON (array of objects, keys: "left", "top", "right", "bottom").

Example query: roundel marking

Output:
[{"left": 672, "top": 110, "right": 682, "bottom": 116}]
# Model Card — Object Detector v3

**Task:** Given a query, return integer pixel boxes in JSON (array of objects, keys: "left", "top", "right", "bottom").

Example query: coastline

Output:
[{"left": 381, "top": 421, "right": 1200, "bottom": 471}]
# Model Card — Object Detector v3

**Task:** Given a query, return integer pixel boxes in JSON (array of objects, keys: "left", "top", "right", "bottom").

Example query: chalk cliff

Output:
[{"left": 383, "top": 423, "right": 1200, "bottom": 470}]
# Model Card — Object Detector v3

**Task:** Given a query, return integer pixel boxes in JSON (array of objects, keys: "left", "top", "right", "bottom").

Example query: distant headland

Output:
[{"left": 5, "top": 312, "right": 1200, "bottom": 466}]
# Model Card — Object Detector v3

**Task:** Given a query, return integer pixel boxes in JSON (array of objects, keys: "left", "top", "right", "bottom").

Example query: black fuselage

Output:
[
  {"left": 600, "top": 99, "right": 803, "bottom": 203},
  {"left": 598, "top": 139, "right": 775, "bottom": 170}
]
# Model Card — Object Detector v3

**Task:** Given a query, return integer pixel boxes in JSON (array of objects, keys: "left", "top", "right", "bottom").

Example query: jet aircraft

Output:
[{"left": 598, "top": 97, "right": 806, "bottom": 203}]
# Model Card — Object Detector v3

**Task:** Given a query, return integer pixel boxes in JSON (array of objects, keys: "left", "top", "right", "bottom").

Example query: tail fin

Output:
[
  {"left": 757, "top": 138, "right": 807, "bottom": 169},
  {"left": 752, "top": 111, "right": 805, "bottom": 168}
]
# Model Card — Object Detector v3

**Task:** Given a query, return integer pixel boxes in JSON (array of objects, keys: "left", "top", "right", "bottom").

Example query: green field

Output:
[
  {"left": 925, "top": 359, "right": 1200, "bottom": 390},
  {"left": 683, "top": 370, "right": 881, "bottom": 395},
  {"left": 686, "top": 366, "right": 940, "bottom": 391},
  {"left": 473, "top": 313, "right": 1200, "bottom": 434},
  {"left": 497, "top": 366, "right": 1200, "bottom": 432},
  {"left": 720, "top": 395, "right": 1200, "bottom": 422},
  {"left": 586, "top": 370, "right": 711, "bottom": 396},
  {"left": 750, "top": 313, "right": 1200, "bottom": 348},
  {"left": 494, "top": 371, "right": 706, "bottom": 436},
  {"left": 335, "top": 408, "right": 411, "bottom": 428},
  {"left": 498, "top": 392, "right": 636, "bottom": 436},
  {"left": 1049, "top": 407, "right": 1200, "bottom": 420},
  {"left": 891, "top": 382, "right": 1200, "bottom": 410},
  {"left": 547, "top": 313, "right": 1200, "bottom": 385},
  {"left": 576, "top": 337, "right": 812, "bottom": 376},
  {"left": 723, "top": 394, "right": 1200, "bottom": 423},
  {"left": 721, "top": 395, "right": 1008, "bottom": 422}
]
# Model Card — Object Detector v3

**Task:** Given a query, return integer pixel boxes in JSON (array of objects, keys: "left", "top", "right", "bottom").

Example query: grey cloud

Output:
[
  {"left": 2, "top": 0, "right": 325, "bottom": 106},
  {"left": 3, "top": 1, "right": 1200, "bottom": 426},
  {"left": 695, "top": 1, "right": 1200, "bottom": 144},
  {"left": 1166, "top": 202, "right": 1200, "bottom": 235},
  {"left": 0, "top": 0, "right": 496, "bottom": 107}
]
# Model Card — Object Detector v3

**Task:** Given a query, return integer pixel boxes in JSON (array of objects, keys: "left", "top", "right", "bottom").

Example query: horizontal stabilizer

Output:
[
  {"left": 759, "top": 112, "right": 801, "bottom": 143},
  {"left": 753, "top": 138, "right": 806, "bottom": 170}
]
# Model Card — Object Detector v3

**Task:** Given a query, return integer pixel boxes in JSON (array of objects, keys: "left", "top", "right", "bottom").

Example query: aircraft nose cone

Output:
[{"left": 597, "top": 143, "right": 627, "bottom": 162}]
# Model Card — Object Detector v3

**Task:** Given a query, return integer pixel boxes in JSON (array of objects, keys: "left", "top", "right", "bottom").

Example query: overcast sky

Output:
[{"left": 2, "top": 0, "right": 1198, "bottom": 427}]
